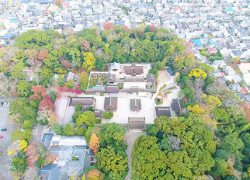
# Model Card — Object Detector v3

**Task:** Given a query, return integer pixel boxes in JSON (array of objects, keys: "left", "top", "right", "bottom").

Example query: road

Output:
[
  {"left": 0, "top": 106, "right": 15, "bottom": 180},
  {"left": 125, "top": 131, "right": 144, "bottom": 180}
]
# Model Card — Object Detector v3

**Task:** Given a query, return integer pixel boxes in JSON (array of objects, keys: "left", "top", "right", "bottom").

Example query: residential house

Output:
[
  {"left": 39, "top": 163, "right": 59, "bottom": 180},
  {"left": 40, "top": 134, "right": 91, "bottom": 179}
]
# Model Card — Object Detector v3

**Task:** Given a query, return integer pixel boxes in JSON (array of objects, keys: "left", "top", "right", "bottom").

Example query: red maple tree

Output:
[
  {"left": 38, "top": 96, "right": 54, "bottom": 111},
  {"left": 60, "top": 59, "right": 72, "bottom": 69},
  {"left": 150, "top": 23, "right": 156, "bottom": 32}
]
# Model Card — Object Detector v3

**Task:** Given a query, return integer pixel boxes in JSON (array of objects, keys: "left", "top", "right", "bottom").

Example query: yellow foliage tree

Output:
[
  {"left": 8, "top": 149, "right": 17, "bottom": 156},
  {"left": 89, "top": 133, "right": 100, "bottom": 153},
  {"left": 188, "top": 68, "right": 207, "bottom": 79},
  {"left": 187, "top": 104, "right": 205, "bottom": 114},
  {"left": 7, "top": 140, "right": 19, "bottom": 157},
  {"left": 247, "top": 167, "right": 250, "bottom": 177},
  {"left": 202, "top": 94, "right": 222, "bottom": 108},
  {"left": 82, "top": 52, "right": 96, "bottom": 72},
  {"left": 173, "top": 53, "right": 195, "bottom": 70},
  {"left": 18, "top": 139, "right": 28, "bottom": 152}
]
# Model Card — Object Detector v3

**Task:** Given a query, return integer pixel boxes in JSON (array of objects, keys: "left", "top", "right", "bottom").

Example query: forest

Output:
[{"left": 0, "top": 24, "right": 249, "bottom": 179}]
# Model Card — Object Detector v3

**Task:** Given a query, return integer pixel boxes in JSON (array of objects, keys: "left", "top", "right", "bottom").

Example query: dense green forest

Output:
[{"left": 0, "top": 25, "right": 249, "bottom": 179}]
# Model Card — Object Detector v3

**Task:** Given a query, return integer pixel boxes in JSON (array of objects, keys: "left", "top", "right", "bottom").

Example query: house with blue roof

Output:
[
  {"left": 39, "top": 134, "right": 94, "bottom": 178},
  {"left": 35, "top": 0, "right": 54, "bottom": 4},
  {"left": 191, "top": 38, "right": 202, "bottom": 47},
  {"left": 42, "top": 133, "right": 54, "bottom": 149},
  {"left": 39, "top": 163, "right": 59, "bottom": 180},
  {"left": 225, "top": 6, "right": 234, "bottom": 15}
]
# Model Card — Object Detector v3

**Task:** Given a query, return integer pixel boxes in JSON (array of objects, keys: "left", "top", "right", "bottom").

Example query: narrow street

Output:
[
  {"left": 0, "top": 105, "right": 15, "bottom": 180},
  {"left": 125, "top": 130, "right": 145, "bottom": 180}
]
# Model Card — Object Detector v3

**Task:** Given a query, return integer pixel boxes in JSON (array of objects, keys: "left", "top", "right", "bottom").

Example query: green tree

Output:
[
  {"left": 63, "top": 123, "right": 75, "bottom": 136},
  {"left": 67, "top": 48, "right": 81, "bottom": 68},
  {"left": 79, "top": 72, "right": 89, "bottom": 91},
  {"left": 99, "top": 123, "right": 125, "bottom": 149},
  {"left": 11, "top": 129, "right": 32, "bottom": 141},
  {"left": 10, "top": 98, "right": 37, "bottom": 125},
  {"left": 136, "top": 115, "right": 217, "bottom": 179},
  {"left": 36, "top": 144, "right": 48, "bottom": 168},
  {"left": 23, "top": 120, "right": 35, "bottom": 130},
  {"left": 39, "top": 67, "right": 53, "bottom": 86},
  {"left": 10, "top": 152, "right": 27, "bottom": 175},
  {"left": 96, "top": 147, "right": 128, "bottom": 179},
  {"left": 10, "top": 62, "right": 25, "bottom": 80},
  {"left": 211, "top": 158, "right": 231, "bottom": 177},
  {"left": 65, "top": 79, "right": 75, "bottom": 88},
  {"left": 16, "top": 80, "right": 32, "bottom": 97},
  {"left": 76, "top": 111, "right": 97, "bottom": 128},
  {"left": 132, "top": 136, "right": 167, "bottom": 179},
  {"left": 101, "top": 111, "right": 113, "bottom": 119},
  {"left": 213, "top": 108, "right": 230, "bottom": 123},
  {"left": 51, "top": 123, "right": 62, "bottom": 135},
  {"left": 173, "top": 53, "right": 195, "bottom": 71},
  {"left": 15, "top": 30, "right": 51, "bottom": 49},
  {"left": 220, "top": 133, "right": 244, "bottom": 155}
]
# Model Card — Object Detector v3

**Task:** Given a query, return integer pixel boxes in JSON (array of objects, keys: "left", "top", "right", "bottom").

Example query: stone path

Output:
[{"left": 125, "top": 130, "right": 144, "bottom": 180}]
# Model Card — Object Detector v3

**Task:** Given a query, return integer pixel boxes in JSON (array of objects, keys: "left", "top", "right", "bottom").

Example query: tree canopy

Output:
[{"left": 132, "top": 115, "right": 216, "bottom": 179}]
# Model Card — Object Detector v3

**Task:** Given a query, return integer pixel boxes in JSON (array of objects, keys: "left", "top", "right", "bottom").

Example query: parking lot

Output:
[{"left": 0, "top": 106, "right": 15, "bottom": 180}]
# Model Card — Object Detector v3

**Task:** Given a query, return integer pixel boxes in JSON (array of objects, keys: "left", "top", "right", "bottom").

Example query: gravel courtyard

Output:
[{"left": 101, "top": 93, "right": 156, "bottom": 124}]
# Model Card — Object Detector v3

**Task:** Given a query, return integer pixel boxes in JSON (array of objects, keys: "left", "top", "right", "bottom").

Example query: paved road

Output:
[
  {"left": 125, "top": 131, "right": 144, "bottom": 180},
  {"left": 0, "top": 106, "right": 15, "bottom": 180}
]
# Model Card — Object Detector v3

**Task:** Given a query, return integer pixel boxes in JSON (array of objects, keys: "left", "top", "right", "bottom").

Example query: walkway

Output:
[{"left": 125, "top": 130, "right": 145, "bottom": 180}]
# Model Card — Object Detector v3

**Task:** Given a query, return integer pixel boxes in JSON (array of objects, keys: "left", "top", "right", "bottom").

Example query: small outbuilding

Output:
[
  {"left": 155, "top": 106, "right": 172, "bottom": 117},
  {"left": 128, "top": 117, "right": 146, "bottom": 130},
  {"left": 130, "top": 99, "right": 141, "bottom": 111},
  {"left": 104, "top": 97, "right": 118, "bottom": 111},
  {"left": 106, "top": 85, "right": 119, "bottom": 93},
  {"left": 69, "top": 97, "right": 95, "bottom": 109},
  {"left": 171, "top": 99, "right": 182, "bottom": 115}
]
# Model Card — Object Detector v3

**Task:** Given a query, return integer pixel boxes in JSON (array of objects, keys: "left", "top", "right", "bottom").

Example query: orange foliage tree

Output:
[
  {"left": 85, "top": 169, "right": 104, "bottom": 180},
  {"left": 26, "top": 144, "right": 38, "bottom": 167},
  {"left": 29, "top": 85, "right": 47, "bottom": 100},
  {"left": 89, "top": 133, "right": 100, "bottom": 153},
  {"left": 37, "top": 49, "right": 48, "bottom": 61}
]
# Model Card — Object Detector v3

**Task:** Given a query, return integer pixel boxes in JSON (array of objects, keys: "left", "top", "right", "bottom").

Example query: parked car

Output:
[
  {"left": 1, "top": 128, "right": 7, "bottom": 131},
  {"left": 0, "top": 135, "right": 3, "bottom": 139}
]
